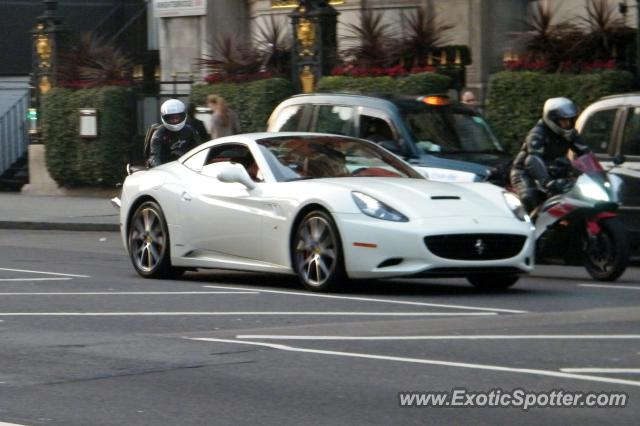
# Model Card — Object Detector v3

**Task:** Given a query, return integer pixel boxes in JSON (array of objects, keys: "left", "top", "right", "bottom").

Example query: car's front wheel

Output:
[
  {"left": 292, "top": 210, "right": 346, "bottom": 292},
  {"left": 128, "top": 200, "right": 178, "bottom": 279},
  {"left": 467, "top": 274, "right": 519, "bottom": 291}
]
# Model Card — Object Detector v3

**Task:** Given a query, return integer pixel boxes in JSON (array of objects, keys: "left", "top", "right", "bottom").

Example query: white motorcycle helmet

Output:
[
  {"left": 542, "top": 97, "right": 578, "bottom": 141},
  {"left": 160, "top": 99, "right": 187, "bottom": 132}
]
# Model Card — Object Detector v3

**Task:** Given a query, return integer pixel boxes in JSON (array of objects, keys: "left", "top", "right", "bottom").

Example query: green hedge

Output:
[
  {"left": 42, "top": 86, "right": 136, "bottom": 187},
  {"left": 191, "top": 78, "right": 295, "bottom": 132},
  {"left": 486, "top": 70, "right": 634, "bottom": 153},
  {"left": 316, "top": 72, "right": 452, "bottom": 95}
]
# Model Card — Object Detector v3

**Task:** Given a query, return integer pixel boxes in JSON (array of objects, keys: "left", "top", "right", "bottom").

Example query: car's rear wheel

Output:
[
  {"left": 128, "top": 201, "right": 178, "bottom": 278},
  {"left": 467, "top": 274, "right": 519, "bottom": 291},
  {"left": 292, "top": 210, "right": 346, "bottom": 292}
]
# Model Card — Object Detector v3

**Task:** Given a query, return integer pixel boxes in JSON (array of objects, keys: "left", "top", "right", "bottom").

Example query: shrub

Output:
[
  {"left": 486, "top": 70, "right": 634, "bottom": 152},
  {"left": 396, "top": 72, "right": 452, "bottom": 95},
  {"left": 316, "top": 72, "right": 452, "bottom": 95},
  {"left": 57, "top": 32, "right": 133, "bottom": 89},
  {"left": 42, "top": 86, "right": 136, "bottom": 187},
  {"left": 191, "top": 77, "right": 294, "bottom": 132}
]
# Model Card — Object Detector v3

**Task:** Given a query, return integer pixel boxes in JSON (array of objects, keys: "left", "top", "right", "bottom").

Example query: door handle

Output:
[{"left": 181, "top": 192, "right": 192, "bottom": 202}]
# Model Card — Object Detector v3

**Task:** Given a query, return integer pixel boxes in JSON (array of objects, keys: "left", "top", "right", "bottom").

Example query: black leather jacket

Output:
[
  {"left": 148, "top": 125, "right": 201, "bottom": 167},
  {"left": 512, "top": 119, "right": 590, "bottom": 188}
]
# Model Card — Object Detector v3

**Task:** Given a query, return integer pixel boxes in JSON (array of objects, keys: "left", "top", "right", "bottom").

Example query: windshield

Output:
[
  {"left": 256, "top": 136, "right": 423, "bottom": 181},
  {"left": 402, "top": 106, "right": 504, "bottom": 154}
]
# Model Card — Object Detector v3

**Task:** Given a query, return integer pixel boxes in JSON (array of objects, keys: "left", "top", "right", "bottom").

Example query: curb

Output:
[{"left": 0, "top": 221, "right": 119, "bottom": 232}]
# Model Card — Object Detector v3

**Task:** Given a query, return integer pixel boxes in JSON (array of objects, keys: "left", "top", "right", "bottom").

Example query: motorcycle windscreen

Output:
[{"left": 572, "top": 153, "right": 604, "bottom": 174}]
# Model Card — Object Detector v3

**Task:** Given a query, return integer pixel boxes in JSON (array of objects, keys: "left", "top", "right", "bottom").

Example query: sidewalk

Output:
[{"left": 0, "top": 192, "right": 120, "bottom": 232}]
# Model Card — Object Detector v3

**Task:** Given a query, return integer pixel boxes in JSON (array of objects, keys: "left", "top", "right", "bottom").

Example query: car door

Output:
[
  {"left": 181, "top": 143, "right": 264, "bottom": 261},
  {"left": 614, "top": 106, "right": 640, "bottom": 233},
  {"left": 578, "top": 107, "right": 621, "bottom": 160},
  {"left": 356, "top": 107, "right": 403, "bottom": 154}
]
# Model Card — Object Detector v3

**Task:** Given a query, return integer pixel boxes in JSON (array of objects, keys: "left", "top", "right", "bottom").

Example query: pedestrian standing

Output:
[{"left": 207, "top": 94, "right": 241, "bottom": 139}]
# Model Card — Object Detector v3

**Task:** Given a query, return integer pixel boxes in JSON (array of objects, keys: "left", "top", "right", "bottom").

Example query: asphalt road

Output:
[{"left": 0, "top": 229, "right": 639, "bottom": 426}]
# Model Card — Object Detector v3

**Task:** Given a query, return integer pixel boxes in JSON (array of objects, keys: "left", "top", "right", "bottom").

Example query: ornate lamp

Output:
[
  {"left": 290, "top": 1, "right": 339, "bottom": 93},
  {"left": 31, "top": 1, "right": 68, "bottom": 102}
]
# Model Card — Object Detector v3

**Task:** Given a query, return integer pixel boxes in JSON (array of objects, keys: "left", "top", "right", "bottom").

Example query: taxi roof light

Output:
[{"left": 420, "top": 96, "right": 450, "bottom": 106}]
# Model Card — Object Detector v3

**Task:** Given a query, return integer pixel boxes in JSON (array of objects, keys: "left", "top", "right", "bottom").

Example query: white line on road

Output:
[
  {"left": 203, "top": 285, "right": 526, "bottom": 314},
  {"left": 579, "top": 283, "right": 640, "bottom": 291},
  {"left": 0, "top": 291, "right": 260, "bottom": 295},
  {"left": 184, "top": 337, "right": 640, "bottom": 388},
  {"left": 0, "top": 312, "right": 495, "bottom": 317},
  {"left": 0, "top": 422, "right": 30, "bottom": 426},
  {"left": 235, "top": 334, "right": 640, "bottom": 341},
  {"left": 0, "top": 267, "right": 90, "bottom": 278},
  {"left": 0, "top": 278, "right": 72, "bottom": 281},
  {"left": 561, "top": 368, "right": 640, "bottom": 374}
]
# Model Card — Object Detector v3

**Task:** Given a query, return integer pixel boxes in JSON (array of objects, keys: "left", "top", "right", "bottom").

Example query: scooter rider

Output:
[
  {"left": 510, "top": 97, "right": 590, "bottom": 213},
  {"left": 148, "top": 99, "right": 201, "bottom": 167}
]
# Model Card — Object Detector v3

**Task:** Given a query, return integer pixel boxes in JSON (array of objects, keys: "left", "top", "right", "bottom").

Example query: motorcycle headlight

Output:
[
  {"left": 503, "top": 192, "right": 530, "bottom": 222},
  {"left": 352, "top": 192, "right": 409, "bottom": 222},
  {"left": 578, "top": 180, "right": 609, "bottom": 201}
]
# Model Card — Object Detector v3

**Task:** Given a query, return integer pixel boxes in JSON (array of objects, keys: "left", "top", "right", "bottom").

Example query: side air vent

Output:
[
  {"left": 430, "top": 196, "right": 460, "bottom": 200},
  {"left": 377, "top": 258, "right": 403, "bottom": 268}
]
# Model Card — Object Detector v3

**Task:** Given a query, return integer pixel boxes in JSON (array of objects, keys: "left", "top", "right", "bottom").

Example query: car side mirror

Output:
[
  {"left": 202, "top": 162, "right": 257, "bottom": 190},
  {"left": 613, "top": 154, "right": 625, "bottom": 165}
]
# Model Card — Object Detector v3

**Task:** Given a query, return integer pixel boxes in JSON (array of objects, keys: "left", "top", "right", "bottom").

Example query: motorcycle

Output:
[{"left": 532, "top": 153, "right": 629, "bottom": 281}]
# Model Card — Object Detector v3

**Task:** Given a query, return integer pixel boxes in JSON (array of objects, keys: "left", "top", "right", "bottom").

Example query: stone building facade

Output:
[{"left": 155, "top": 0, "right": 635, "bottom": 101}]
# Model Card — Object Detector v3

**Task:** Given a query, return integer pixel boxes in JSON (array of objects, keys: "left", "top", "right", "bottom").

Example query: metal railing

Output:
[{"left": 0, "top": 92, "right": 29, "bottom": 177}]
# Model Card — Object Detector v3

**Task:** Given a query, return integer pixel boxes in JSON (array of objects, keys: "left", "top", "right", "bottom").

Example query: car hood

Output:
[
  {"left": 315, "top": 178, "right": 512, "bottom": 219},
  {"left": 413, "top": 151, "right": 512, "bottom": 182}
]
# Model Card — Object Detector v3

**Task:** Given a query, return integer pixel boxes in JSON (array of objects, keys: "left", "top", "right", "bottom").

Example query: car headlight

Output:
[
  {"left": 578, "top": 180, "right": 609, "bottom": 202},
  {"left": 352, "top": 192, "right": 409, "bottom": 222},
  {"left": 503, "top": 192, "right": 530, "bottom": 222}
]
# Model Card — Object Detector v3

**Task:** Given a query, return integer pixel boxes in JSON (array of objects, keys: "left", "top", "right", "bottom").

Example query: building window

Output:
[{"left": 271, "top": 1, "right": 344, "bottom": 8}]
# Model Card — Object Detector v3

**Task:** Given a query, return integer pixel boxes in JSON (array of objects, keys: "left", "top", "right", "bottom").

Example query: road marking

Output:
[
  {"left": 0, "top": 278, "right": 72, "bottom": 282},
  {"left": 184, "top": 337, "right": 640, "bottom": 388},
  {"left": 235, "top": 334, "right": 640, "bottom": 341},
  {"left": 561, "top": 368, "right": 640, "bottom": 374},
  {"left": 0, "top": 312, "right": 495, "bottom": 317},
  {"left": 203, "top": 285, "right": 526, "bottom": 314},
  {"left": 0, "top": 267, "right": 90, "bottom": 278},
  {"left": 579, "top": 283, "right": 640, "bottom": 291},
  {"left": 0, "top": 422, "right": 30, "bottom": 426},
  {"left": 0, "top": 291, "right": 260, "bottom": 295}
]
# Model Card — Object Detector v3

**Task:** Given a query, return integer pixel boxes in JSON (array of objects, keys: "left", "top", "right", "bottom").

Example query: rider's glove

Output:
[{"left": 545, "top": 178, "right": 570, "bottom": 194}]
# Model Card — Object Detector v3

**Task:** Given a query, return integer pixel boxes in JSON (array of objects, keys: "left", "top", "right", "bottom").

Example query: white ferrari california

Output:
[{"left": 117, "top": 132, "right": 535, "bottom": 291}]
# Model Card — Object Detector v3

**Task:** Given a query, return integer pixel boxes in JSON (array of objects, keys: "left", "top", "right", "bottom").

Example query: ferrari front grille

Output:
[{"left": 424, "top": 234, "right": 527, "bottom": 260}]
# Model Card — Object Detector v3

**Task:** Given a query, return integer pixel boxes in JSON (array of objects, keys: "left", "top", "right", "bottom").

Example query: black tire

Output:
[
  {"left": 292, "top": 210, "right": 347, "bottom": 292},
  {"left": 583, "top": 217, "right": 629, "bottom": 282},
  {"left": 467, "top": 274, "right": 520, "bottom": 291},
  {"left": 128, "top": 201, "right": 178, "bottom": 279}
]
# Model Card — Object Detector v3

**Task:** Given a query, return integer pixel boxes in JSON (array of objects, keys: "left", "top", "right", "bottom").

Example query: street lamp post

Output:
[
  {"left": 636, "top": 0, "right": 640, "bottom": 80},
  {"left": 290, "top": 1, "right": 339, "bottom": 93},
  {"left": 30, "top": 0, "right": 68, "bottom": 141},
  {"left": 31, "top": 1, "right": 67, "bottom": 102}
]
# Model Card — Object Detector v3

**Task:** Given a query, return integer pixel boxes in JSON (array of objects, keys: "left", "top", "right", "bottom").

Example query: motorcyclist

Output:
[
  {"left": 510, "top": 97, "right": 590, "bottom": 213},
  {"left": 148, "top": 99, "right": 201, "bottom": 167}
]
